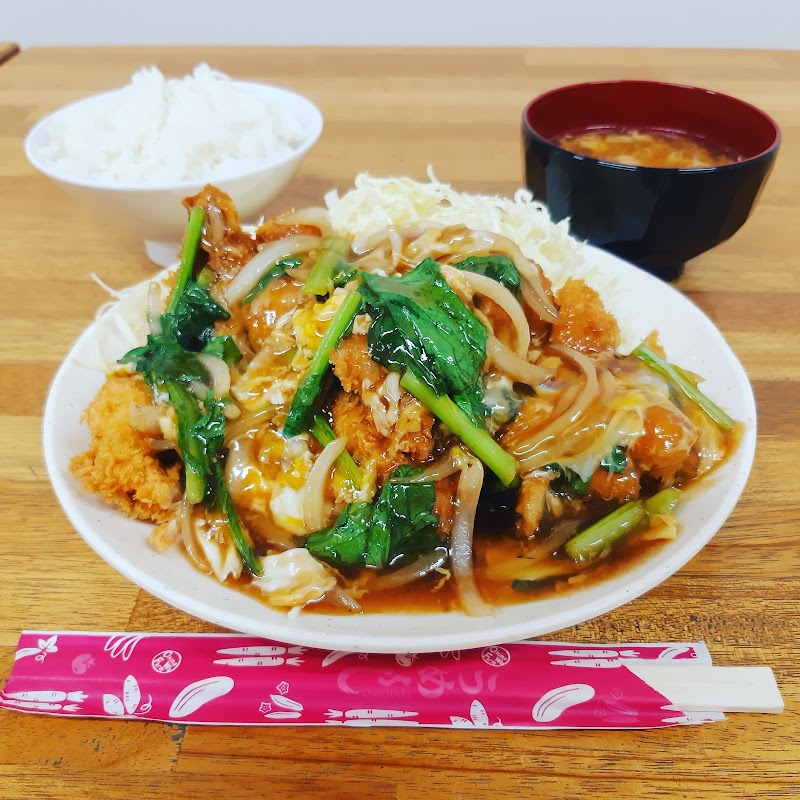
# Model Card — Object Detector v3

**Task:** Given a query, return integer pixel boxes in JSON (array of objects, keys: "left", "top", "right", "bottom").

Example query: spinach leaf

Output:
[
  {"left": 304, "top": 465, "right": 439, "bottom": 569},
  {"left": 600, "top": 445, "right": 627, "bottom": 474},
  {"left": 545, "top": 463, "right": 589, "bottom": 496},
  {"left": 454, "top": 254, "right": 521, "bottom": 298},
  {"left": 360, "top": 258, "right": 488, "bottom": 423},
  {"left": 202, "top": 335, "right": 243, "bottom": 366},
  {"left": 373, "top": 465, "right": 440, "bottom": 566},
  {"left": 121, "top": 334, "right": 208, "bottom": 389},
  {"left": 305, "top": 502, "right": 374, "bottom": 567},
  {"left": 162, "top": 282, "right": 230, "bottom": 351},
  {"left": 241, "top": 257, "right": 302, "bottom": 305}
]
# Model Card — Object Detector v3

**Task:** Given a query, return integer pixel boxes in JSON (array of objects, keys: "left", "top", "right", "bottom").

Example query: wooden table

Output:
[{"left": 0, "top": 46, "right": 797, "bottom": 799}]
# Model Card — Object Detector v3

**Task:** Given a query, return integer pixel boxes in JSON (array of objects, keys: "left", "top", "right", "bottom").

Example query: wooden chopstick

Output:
[{"left": 625, "top": 663, "right": 784, "bottom": 713}]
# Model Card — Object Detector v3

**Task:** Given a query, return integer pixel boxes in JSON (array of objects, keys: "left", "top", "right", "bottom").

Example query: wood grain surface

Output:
[{"left": 0, "top": 46, "right": 797, "bottom": 799}]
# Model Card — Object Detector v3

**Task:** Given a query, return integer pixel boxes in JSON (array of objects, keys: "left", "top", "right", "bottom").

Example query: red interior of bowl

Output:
[{"left": 524, "top": 81, "right": 780, "bottom": 161}]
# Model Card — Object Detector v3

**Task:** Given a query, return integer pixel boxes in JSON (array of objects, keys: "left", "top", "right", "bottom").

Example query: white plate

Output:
[{"left": 44, "top": 247, "right": 756, "bottom": 653}]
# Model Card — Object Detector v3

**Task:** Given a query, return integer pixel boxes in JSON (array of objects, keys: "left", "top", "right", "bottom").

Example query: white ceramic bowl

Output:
[{"left": 24, "top": 81, "right": 323, "bottom": 262}]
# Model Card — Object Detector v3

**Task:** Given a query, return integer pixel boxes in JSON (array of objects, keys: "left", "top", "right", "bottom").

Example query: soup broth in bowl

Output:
[{"left": 557, "top": 127, "right": 742, "bottom": 169}]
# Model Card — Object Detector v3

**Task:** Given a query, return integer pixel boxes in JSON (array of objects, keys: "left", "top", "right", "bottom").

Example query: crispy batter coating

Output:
[
  {"left": 183, "top": 184, "right": 257, "bottom": 277},
  {"left": 331, "top": 392, "right": 434, "bottom": 481},
  {"left": 255, "top": 219, "right": 321, "bottom": 244},
  {"left": 330, "top": 334, "right": 386, "bottom": 393},
  {"left": 330, "top": 334, "right": 435, "bottom": 479},
  {"left": 550, "top": 278, "right": 620, "bottom": 353},
  {"left": 70, "top": 374, "right": 181, "bottom": 523},
  {"left": 515, "top": 475, "right": 550, "bottom": 538}
]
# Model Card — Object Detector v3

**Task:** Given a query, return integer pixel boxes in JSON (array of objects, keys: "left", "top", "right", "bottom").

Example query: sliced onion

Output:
[
  {"left": 326, "top": 586, "right": 363, "bottom": 612},
  {"left": 457, "top": 269, "right": 530, "bottom": 357},
  {"left": 279, "top": 207, "right": 333, "bottom": 237},
  {"left": 440, "top": 226, "right": 559, "bottom": 323},
  {"left": 129, "top": 403, "right": 163, "bottom": 435},
  {"left": 366, "top": 549, "right": 448, "bottom": 593},
  {"left": 225, "top": 234, "right": 321, "bottom": 305},
  {"left": 486, "top": 335, "right": 554, "bottom": 388},
  {"left": 178, "top": 499, "right": 212, "bottom": 574},
  {"left": 303, "top": 438, "right": 347, "bottom": 532},
  {"left": 389, "top": 449, "right": 466, "bottom": 485},
  {"left": 512, "top": 345, "right": 600, "bottom": 471},
  {"left": 196, "top": 353, "right": 231, "bottom": 399},
  {"left": 451, "top": 457, "right": 493, "bottom": 617}
]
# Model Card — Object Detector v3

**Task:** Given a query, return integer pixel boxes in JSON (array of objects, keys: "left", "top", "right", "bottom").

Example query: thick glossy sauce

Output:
[{"left": 557, "top": 126, "right": 741, "bottom": 169}]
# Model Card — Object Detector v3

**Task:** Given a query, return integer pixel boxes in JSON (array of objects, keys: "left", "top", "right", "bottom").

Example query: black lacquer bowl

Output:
[{"left": 522, "top": 80, "right": 780, "bottom": 281}]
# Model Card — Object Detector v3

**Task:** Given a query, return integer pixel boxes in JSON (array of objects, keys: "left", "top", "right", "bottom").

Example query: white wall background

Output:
[{"left": 7, "top": 0, "right": 800, "bottom": 50}]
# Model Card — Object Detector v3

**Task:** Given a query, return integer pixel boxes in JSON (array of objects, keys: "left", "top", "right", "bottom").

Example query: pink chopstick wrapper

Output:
[{"left": 0, "top": 632, "right": 721, "bottom": 729}]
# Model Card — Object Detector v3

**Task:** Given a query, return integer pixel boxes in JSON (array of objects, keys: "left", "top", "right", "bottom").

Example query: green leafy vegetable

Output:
[
  {"left": 632, "top": 343, "right": 736, "bottom": 432},
  {"left": 454, "top": 254, "right": 522, "bottom": 298},
  {"left": 304, "top": 465, "right": 439, "bottom": 569},
  {"left": 310, "top": 415, "right": 362, "bottom": 487},
  {"left": 121, "top": 334, "right": 207, "bottom": 389},
  {"left": 241, "top": 257, "right": 302, "bottom": 304},
  {"left": 283, "top": 291, "right": 363, "bottom": 437},
  {"left": 600, "top": 445, "right": 627, "bottom": 474},
  {"left": 120, "top": 207, "right": 260, "bottom": 575},
  {"left": 163, "top": 282, "right": 231, "bottom": 351},
  {"left": 400, "top": 371, "right": 518, "bottom": 488},
  {"left": 201, "top": 335, "right": 243, "bottom": 366},
  {"left": 167, "top": 206, "right": 205, "bottom": 315},
  {"left": 212, "top": 462, "right": 262, "bottom": 575},
  {"left": 371, "top": 465, "right": 440, "bottom": 567},
  {"left": 564, "top": 487, "right": 682, "bottom": 562},
  {"left": 360, "top": 258, "right": 488, "bottom": 424},
  {"left": 542, "top": 464, "right": 588, "bottom": 496},
  {"left": 304, "top": 236, "right": 352, "bottom": 296}
]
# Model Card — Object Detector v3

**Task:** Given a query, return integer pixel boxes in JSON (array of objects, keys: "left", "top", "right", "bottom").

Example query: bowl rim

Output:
[
  {"left": 24, "top": 79, "right": 324, "bottom": 193},
  {"left": 522, "top": 79, "right": 781, "bottom": 172}
]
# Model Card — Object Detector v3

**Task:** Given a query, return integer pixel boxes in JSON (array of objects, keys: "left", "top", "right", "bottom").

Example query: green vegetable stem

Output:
[
  {"left": 283, "top": 291, "right": 363, "bottom": 437},
  {"left": 400, "top": 371, "right": 518, "bottom": 488},
  {"left": 310, "top": 415, "right": 363, "bottom": 487},
  {"left": 303, "top": 236, "right": 352, "bottom": 296},
  {"left": 632, "top": 343, "right": 736, "bottom": 432},
  {"left": 564, "top": 487, "right": 682, "bottom": 562}
]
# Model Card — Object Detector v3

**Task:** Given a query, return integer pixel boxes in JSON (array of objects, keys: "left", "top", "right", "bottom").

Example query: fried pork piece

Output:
[
  {"left": 550, "top": 278, "right": 620, "bottom": 353},
  {"left": 255, "top": 219, "right": 320, "bottom": 244},
  {"left": 330, "top": 334, "right": 387, "bottom": 393},
  {"left": 330, "top": 333, "right": 436, "bottom": 478},
  {"left": 331, "top": 392, "right": 434, "bottom": 481},
  {"left": 70, "top": 374, "right": 181, "bottom": 523},
  {"left": 433, "top": 474, "right": 458, "bottom": 536},
  {"left": 183, "top": 184, "right": 257, "bottom": 277},
  {"left": 515, "top": 475, "right": 550, "bottom": 538}
]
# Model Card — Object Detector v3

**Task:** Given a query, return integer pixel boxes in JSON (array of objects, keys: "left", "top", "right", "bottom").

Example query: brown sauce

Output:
[{"left": 557, "top": 127, "right": 741, "bottom": 169}]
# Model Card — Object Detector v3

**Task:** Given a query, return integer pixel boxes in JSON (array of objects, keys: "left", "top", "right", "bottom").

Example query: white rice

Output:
[{"left": 38, "top": 64, "right": 308, "bottom": 185}]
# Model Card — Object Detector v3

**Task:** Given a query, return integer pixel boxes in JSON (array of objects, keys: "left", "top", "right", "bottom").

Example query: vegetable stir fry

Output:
[{"left": 71, "top": 178, "right": 740, "bottom": 616}]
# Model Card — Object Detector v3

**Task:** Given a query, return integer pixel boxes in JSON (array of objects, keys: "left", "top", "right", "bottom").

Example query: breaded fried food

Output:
[
  {"left": 330, "top": 334, "right": 386, "bottom": 393},
  {"left": 70, "top": 374, "right": 181, "bottom": 523},
  {"left": 550, "top": 278, "right": 620, "bottom": 353},
  {"left": 183, "top": 184, "right": 257, "bottom": 277},
  {"left": 331, "top": 392, "right": 434, "bottom": 481}
]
